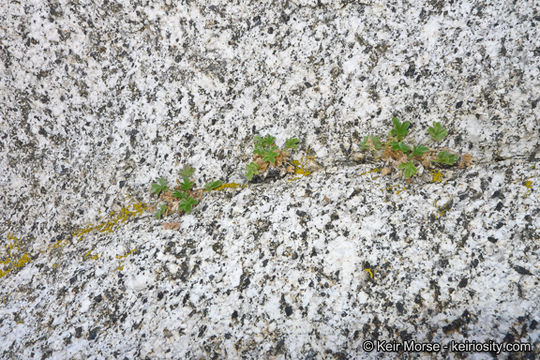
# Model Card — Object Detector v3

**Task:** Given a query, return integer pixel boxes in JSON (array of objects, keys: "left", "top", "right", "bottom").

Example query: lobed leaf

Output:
[
  {"left": 428, "top": 122, "right": 448, "bottom": 141},
  {"left": 205, "top": 180, "right": 223, "bottom": 191},
  {"left": 398, "top": 161, "right": 418, "bottom": 179},
  {"left": 390, "top": 117, "right": 410, "bottom": 141}
]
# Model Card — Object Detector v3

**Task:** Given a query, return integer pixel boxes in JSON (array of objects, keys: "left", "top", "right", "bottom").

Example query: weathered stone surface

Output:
[{"left": 1, "top": 0, "right": 538, "bottom": 358}]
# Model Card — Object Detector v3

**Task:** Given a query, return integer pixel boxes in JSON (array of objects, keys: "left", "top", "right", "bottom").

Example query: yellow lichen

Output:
[
  {"left": 215, "top": 182, "right": 247, "bottom": 191},
  {"left": 116, "top": 247, "right": 137, "bottom": 271},
  {"left": 0, "top": 234, "right": 32, "bottom": 278},
  {"left": 360, "top": 168, "right": 380, "bottom": 176},
  {"left": 72, "top": 202, "right": 147, "bottom": 241},
  {"left": 363, "top": 268, "right": 376, "bottom": 279},
  {"left": 289, "top": 154, "right": 317, "bottom": 181},
  {"left": 431, "top": 170, "right": 443, "bottom": 183}
]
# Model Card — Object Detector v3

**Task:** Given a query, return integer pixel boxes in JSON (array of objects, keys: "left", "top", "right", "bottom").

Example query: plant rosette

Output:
[{"left": 245, "top": 135, "right": 300, "bottom": 183}]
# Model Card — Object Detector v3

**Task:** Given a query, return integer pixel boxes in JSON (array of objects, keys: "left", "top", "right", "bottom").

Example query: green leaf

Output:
[
  {"left": 435, "top": 151, "right": 458, "bottom": 165},
  {"left": 253, "top": 145, "right": 265, "bottom": 156},
  {"left": 173, "top": 190, "right": 187, "bottom": 200},
  {"left": 180, "top": 177, "right": 194, "bottom": 191},
  {"left": 179, "top": 196, "right": 198, "bottom": 214},
  {"left": 285, "top": 138, "right": 299, "bottom": 150},
  {"left": 254, "top": 136, "right": 263, "bottom": 146},
  {"left": 398, "top": 161, "right": 418, "bottom": 179},
  {"left": 263, "top": 150, "right": 279, "bottom": 164},
  {"left": 245, "top": 162, "right": 259, "bottom": 181},
  {"left": 262, "top": 134, "right": 276, "bottom": 147},
  {"left": 411, "top": 144, "right": 429, "bottom": 157},
  {"left": 154, "top": 204, "right": 167, "bottom": 219},
  {"left": 205, "top": 180, "right": 223, "bottom": 191},
  {"left": 151, "top": 177, "right": 168, "bottom": 195},
  {"left": 428, "top": 122, "right": 448, "bottom": 141},
  {"left": 390, "top": 117, "right": 410, "bottom": 141},
  {"left": 179, "top": 165, "right": 195, "bottom": 179},
  {"left": 360, "top": 136, "right": 382, "bottom": 151},
  {"left": 391, "top": 141, "right": 411, "bottom": 154}
]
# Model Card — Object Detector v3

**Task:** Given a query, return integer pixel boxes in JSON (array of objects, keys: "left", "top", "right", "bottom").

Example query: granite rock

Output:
[{"left": 1, "top": 0, "right": 538, "bottom": 358}]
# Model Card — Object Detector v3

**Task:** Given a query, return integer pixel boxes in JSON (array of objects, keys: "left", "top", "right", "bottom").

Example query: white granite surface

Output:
[{"left": 1, "top": 0, "right": 538, "bottom": 358}]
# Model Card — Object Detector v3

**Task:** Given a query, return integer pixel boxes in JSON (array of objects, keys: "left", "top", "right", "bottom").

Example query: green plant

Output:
[
  {"left": 151, "top": 177, "right": 168, "bottom": 196},
  {"left": 435, "top": 151, "right": 458, "bottom": 165},
  {"left": 411, "top": 145, "right": 429, "bottom": 157},
  {"left": 180, "top": 165, "right": 195, "bottom": 178},
  {"left": 173, "top": 190, "right": 188, "bottom": 200},
  {"left": 398, "top": 161, "right": 417, "bottom": 179},
  {"left": 245, "top": 135, "right": 300, "bottom": 181},
  {"left": 150, "top": 166, "right": 207, "bottom": 220},
  {"left": 245, "top": 162, "right": 259, "bottom": 181},
  {"left": 254, "top": 135, "right": 278, "bottom": 156},
  {"left": 285, "top": 138, "right": 299, "bottom": 150},
  {"left": 390, "top": 117, "right": 410, "bottom": 141},
  {"left": 179, "top": 196, "right": 198, "bottom": 214},
  {"left": 391, "top": 141, "right": 411, "bottom": 154},
  {"left": 428, "top": 122, "right": 447, "bottom": 141},
  {"left": 179, "top": 177, "right": 194, "bottom": 191},
  {"left": 154, "top": 204, "right": 167, "bottom": 219},
  {"left": 360, "top": 136, "right": 383, "bottom": 151},
  {"left": 358, "top": 117, "right": 470, "bottom": 181},
  {"left": 205, "top": 180, "right": 223, "bottom": 191}
]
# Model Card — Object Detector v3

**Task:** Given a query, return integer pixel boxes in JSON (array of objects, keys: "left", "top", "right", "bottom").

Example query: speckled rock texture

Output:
[{"left": 1, "top": 0, "right": 538, "bottom": 359}]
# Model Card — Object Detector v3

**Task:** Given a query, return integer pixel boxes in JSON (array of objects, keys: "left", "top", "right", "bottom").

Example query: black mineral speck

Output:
[
  {"left": 284, "top": 305, "right": 293, "bottom": 316},
  {"left": 458, "top": 278, "right": 468, "bottom": 288},
  {"left": 491, "top": 190, "right": 504, "bottom": 199},
  {"left": 88, "top": 327, "right": 99, "bottom": 340},
  {"left": 513, "top": 265, "right": 532, "bottom": 275}
]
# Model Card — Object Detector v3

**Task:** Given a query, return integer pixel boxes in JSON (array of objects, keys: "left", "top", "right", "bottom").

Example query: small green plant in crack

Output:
[
  {"left": 245, "top": 162, "right": 259, "bottom": 181},
  {"left": 435, "top": 150, "right": 458, "bottom": 165},
  {"left": 245, "top": 135, "right": 300, "bottom": 182},
  {"left": 411, "top": 144, "right": 429, "bottom": 158},
  {"left": 285, "top": 138, "right": 299, "bottom": 150},
  {"left": 154, "top": 204, "right": 167, "bottom": 220},
  {"left": 204, "top": 180, "right": 223, "bottom": 191},
  {"left": 359, "top": 118, "right": 471, "bottom": 181},
  {"left": 360, "top": 136, "right": 383, "bottom": 151},
  {"left": 398, "top": 161, "right": 417, "bottom": 179},
  {"left": 150, "top": 166, "right": 222, "bottom": 221},
  {"left": 178, "top": 196, "right": 198, "bottom": 214},
  {"left": 390, "top": 141, "right": 411, "bottom": 154},
  {"left": 427, "top": 122, "right": 448, "bottom": 142},
  {"left": 151, "top": 177, "right": 168, "bottom": 196},
  {"left": 389, "top": 117, "right": 410, "bottom": 141}
]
